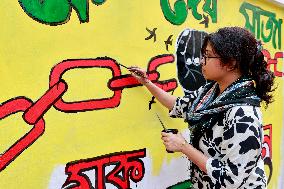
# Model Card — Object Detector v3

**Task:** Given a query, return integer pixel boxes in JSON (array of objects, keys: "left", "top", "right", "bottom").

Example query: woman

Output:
[{"left": 129, "top": 27, "right": 275, "bottom": 188}]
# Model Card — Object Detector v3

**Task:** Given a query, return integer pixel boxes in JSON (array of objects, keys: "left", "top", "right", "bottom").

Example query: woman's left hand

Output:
[{"left": 161, "top": 132, "right": 186, "bottom": 152}]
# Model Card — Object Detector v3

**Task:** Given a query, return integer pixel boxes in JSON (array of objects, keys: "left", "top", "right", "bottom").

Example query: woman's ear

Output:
[{"left": 226, "top": 59, "right": 238, "bottom": 71}]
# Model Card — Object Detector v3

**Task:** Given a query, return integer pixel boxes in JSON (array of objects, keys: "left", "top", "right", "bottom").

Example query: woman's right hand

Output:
[
  {"left": 128, "top": 66, "right": 177, "bottom": 110},
  {"left": 128, "top": 66, "right": 150, "bottom": 85}
]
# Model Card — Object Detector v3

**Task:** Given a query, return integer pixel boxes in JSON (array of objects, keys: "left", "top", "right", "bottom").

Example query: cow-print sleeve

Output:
[
  {"left": 205, "top": 106, "right": 264, "bottom": 188},
  {"left": 169, "top": 87, "right": 203, "bottom": 119}
]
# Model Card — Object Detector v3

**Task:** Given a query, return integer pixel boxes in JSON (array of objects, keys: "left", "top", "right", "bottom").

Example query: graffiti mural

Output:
[
  {"left": 63, "top": 149, "right": 146, "bottom": 189},
  {"left": 262, "top": 49, "right": 284, "bottom": 77},
  {"left": 175, "top": 28, "right": 208, "bottom": 94},
  {"left": 239, "top": 2, "right": 283, "bottom": 49},
  {"left": 0, "top": 0, "right": 283, "bottom": 188},
  {"left": 18, "top": 0, "right": 107, "bottom": 25},
  {"left": 262, "top": 124, "right": 273, "bottom": 183},
  {"left": 160, "top": 0, "right": 217, "bottom": 27},
  {"left": 0, "top": 97, "right": 45, "bottom": 171},
  {"left": 0, "top": 55, "right": 177, "bottom": 172}
]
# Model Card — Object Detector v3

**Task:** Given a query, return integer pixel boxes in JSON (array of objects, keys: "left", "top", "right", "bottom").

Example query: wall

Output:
[{"left": 0, "top": 0, "right": 283, "bottom": 188}]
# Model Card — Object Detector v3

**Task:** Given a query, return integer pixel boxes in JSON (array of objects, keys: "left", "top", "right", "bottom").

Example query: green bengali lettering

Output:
[
  {"left": 160, "top": 0, "right": 188, "bottom": 25},
  {"left": 18, "top": 0, "right": 88, "bottom": 25}
]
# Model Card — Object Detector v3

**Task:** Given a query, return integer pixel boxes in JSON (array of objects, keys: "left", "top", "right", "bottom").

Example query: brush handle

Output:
[{"left": 162, "top": 129, "right": 178, "bottom": 153}]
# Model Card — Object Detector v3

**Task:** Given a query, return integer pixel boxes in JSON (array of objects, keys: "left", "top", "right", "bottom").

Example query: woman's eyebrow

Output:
[{"left": 205, "top": 49, "right": 213, "bottom": 54}]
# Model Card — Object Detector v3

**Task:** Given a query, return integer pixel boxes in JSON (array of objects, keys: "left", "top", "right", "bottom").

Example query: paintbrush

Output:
[
  {"left": 118, "top": 63, "right": 147, "bottom": 79},
  {"left": 155, "top": 113, "right": 167, "bottom": 130},
  {"left": 117, "top": 63, "right": 129, "bottom": 69}
]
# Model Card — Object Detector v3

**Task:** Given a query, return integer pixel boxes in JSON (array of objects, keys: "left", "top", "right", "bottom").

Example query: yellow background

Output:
[{"left": 0, "top": 0, "right": 283, "bottom": 188}]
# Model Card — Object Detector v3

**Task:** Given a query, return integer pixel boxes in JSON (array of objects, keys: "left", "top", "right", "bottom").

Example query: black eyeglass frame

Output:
[{"left": 201, "top": 54, "right": 222, "bottom": 65}]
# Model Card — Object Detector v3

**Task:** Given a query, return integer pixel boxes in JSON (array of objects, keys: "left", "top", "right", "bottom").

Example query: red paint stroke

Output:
[
  {"left": 262, "top": 49, "right": 284, "bottom": 77},
  {"left": 0, "top": 54, "right": 177, "bottom": 171},
  {"left": 262, "top": 124, "right": 273, "bottom": 183},
  {"left": 0, "top": 97, "right": 45, "bottom": 171},
  {"left": 109, "top": 54, "right": 178, "bottom": 92},
  {"left": 49, "top": 58, "right": 122, "bottom": 112},
  {"left": 63, "top": 149, "right": 146, "bottom": 189},
  {"left": 23, "top": 80, "right": 67, "bottom": 125},
  {"left": 262, "top": 124, "right": 272, "bottom": 159}
]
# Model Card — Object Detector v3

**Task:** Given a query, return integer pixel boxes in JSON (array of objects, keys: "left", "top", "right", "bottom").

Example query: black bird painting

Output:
[
  {"left": 145, "top": 27, "right": 157, "bottom": 42},
  {"left": 164, "top": 35, "right": 173, "bottom": 51}
]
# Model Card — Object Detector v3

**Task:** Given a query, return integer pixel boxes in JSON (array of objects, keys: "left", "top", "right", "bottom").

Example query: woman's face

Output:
[{"left": 201, "top": 43, "right": 228, "bottom": 81}]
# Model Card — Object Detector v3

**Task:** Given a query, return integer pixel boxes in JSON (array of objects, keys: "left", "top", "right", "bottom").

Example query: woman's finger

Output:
[
  {"left": 161, "top": 132, "right": 169, "bottom": 137},
  {"left": 128, "top": 66, "right": 141, "bottom": 71},
  {"left": 161, "top": 137, "right": 169, "bottom": 142},
  {"left": 129, "top": 69, "right": 143, "bottom": 75},
  {"left": 128, "top": 67, "right": 145, "bottom": 72}
]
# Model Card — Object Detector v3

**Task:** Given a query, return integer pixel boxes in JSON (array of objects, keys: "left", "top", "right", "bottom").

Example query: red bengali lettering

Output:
[{"left": 63, "top": 149, "right": 146, "bottom": 189}]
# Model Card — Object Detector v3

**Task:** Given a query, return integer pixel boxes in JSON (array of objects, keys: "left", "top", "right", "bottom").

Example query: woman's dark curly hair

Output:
[{"left": 201, "top": 27, "right": 275, "bottom": 107}]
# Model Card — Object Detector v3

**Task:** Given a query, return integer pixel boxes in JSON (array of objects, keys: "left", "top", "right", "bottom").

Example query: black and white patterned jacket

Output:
[{"left": 169, "top": 90, "right": 267, "bottom": 189}]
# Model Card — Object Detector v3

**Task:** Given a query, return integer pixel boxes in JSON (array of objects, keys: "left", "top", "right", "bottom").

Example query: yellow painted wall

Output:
[{"left": 0, "top": 0, "right": 283, "bottom": 188}]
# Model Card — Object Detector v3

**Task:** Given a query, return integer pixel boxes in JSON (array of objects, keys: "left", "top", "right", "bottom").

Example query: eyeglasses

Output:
[{"left": 201, "top": 54, "right": 222, "bottom": 65}]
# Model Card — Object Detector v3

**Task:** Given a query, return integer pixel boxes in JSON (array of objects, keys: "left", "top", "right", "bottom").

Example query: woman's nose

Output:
[{"left": 200, "top": 57, "right": 205, "bottom": 66}]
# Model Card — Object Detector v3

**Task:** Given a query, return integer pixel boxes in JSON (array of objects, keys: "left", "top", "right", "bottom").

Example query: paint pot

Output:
[{"left": 162, "top": 129, "right": 178, "bottom": 153}]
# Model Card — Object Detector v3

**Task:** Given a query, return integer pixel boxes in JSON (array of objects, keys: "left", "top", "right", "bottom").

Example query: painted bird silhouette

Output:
[
  {"left": 145, "top": 27, "right": 157, "bottom": 42},
  {"left": 164, "top": 35, "right": 173, "bottom": 51}
]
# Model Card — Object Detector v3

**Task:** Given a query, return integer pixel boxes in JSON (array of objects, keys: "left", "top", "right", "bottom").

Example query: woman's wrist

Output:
[
  {"left": 143, "top": 79, "right": 151, "bottom": 85},
  {"left": 180, "top": 139, "right": 187, "bottom": 153}
]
